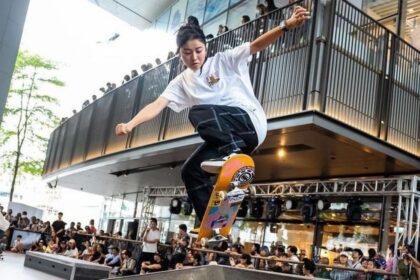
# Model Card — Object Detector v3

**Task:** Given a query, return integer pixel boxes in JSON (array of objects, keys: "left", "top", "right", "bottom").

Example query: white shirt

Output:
[
  {"left": 161, "top": 42, "right": 267, "bottom": 147},
  {"left": 0, "top": 214, "right": 10, "bottom": 231},
  {"left": 142, "top": 228, "right": 160, "bottom": 253}
]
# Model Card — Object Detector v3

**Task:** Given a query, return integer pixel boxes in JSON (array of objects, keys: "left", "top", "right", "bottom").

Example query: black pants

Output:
[{"left": 181, "top": 105, "right": 258, "bottom": 222}]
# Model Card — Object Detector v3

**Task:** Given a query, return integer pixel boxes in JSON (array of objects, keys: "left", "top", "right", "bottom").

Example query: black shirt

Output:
[{"left": 52, "top": 220, "right": 66, "bottom": 236}]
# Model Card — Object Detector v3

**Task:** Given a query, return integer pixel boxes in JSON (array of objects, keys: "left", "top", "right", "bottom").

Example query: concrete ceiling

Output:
[
  {"left": 44, "top": 112, "right": 420, "bottom": 197},
  {"left": 89, "top": 0, "right": 176, "bottom": 29}
]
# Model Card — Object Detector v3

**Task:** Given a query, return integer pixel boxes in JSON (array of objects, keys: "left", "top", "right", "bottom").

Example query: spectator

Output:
[
  {"left": 287, "top": 245, "right": 300, "bottom": 273},
  {"left": 0, "top": 212, "right": 10, "bottom": 240},
  {"left": 52, "top": 212, "right": 66, "bottom": 242},
  {"left": 398, "top": 245, "right": 418, "bottom": 279},
  {"left": 56, "top": 240, "right": 67, "bottom": 255},
  {"left": 89, "top": 219, "right": 97, "bottom": 235},
  {"left": 5, "top": 209, "right": 13, "bottom": 223},
  {"left": 118, "top": 249, "right": 136, "bottom": 276},
  {"left": 273, "top": 253, "right": 292, "bottom": 273},
  {"left": 368, "top": 248, "right": 386, "bottom": 269},
  {"left": 92, "top": 94, "right": 97, "bottom": 101},
  {"left": 352, "top": 248, "right": 365, "bottom": 280},
  {"left": 18, "top": 211, "right": 30, "bottom": 229},
  {"left": 27, "top": 216, "right": 39, "bottom": 231},
  {"left": 265, "top": 0, "right": 278, "bottom": 13},
  {"left": 42, "top": 220, "right": 52, "bottom": 234},
  {"left": 82, "top": 99, "right": 90, "bottom": 109},
  {"left": 302, "top": 258, "right": 316, "bottom": 278},
  {"left": 105, "top": 247, "right": 121, "bottom": 267},
  {"left": 367, "top": 259, "right": 384, "bottom": 280},
  {"left": 235, "top": 253, "right": 254, "bottom": 269},
  {"left": 330, "top": 252, "right": 353, "bottom": 280},
  {"left": 167, "top": 51, "right": 175, "bottom": 60},
  {"left": 170, "top": 224, "right": 190, "bottom": 268},
  {"left": 63, "top": 239, "right": 78, "bottom": 258},
  {"left": 141, "top": 64, "right": 148, "bottom": 72},
  {"left": 91, "top": 244, "right": 106, "bottom": 264},
  {"left": 106, "top": 82, "right": 113, "bottom": 92},
  {"left": 155, "top": 58, "right": 162, "bottom": 65},
  {"left": 314, "top": 257, "right": 331, "bottom": 279},
  {"left": 72, "top": 109, "right": 77, "bottom": 115},
  {"left": 111, "top": 83, "right": 117, "bottom": 90},
  {"left": 80, "top": 240, "right": 93, "bottom": 261},
  {"left": 241, "top": 15, "right": 251, "bottom": 25},
  {"left": 10, "top": 234, "right": 24, "bottom": 253},
  {"left": 131, "top": 69, "right": 138, "bottom": 78},
  {"left": 138, "top": 217, "right": 160, "bottom": 270},
  {"left": 76, "top": 222, "right": 83, "bottom": 232},
  {"left": 99, "top": 87, "right": 106, "bottom": 94},
  {"left": 140, "top": 253, "right": 167, "bottom": 274},
  {"left": 44, "top": 240, "right": 55, "bottom": 253},
  {"left": 256, "top": 4, "right": 268, "bottom": 17},
  {"left": 217, "top": 24, "right": 224, "bottom": 36},
  {"left": 205, "top": 34, "right": 214, "bottom": 41},
  {"left": 146, "top": 63, "right": 153, "bottom": 70}
]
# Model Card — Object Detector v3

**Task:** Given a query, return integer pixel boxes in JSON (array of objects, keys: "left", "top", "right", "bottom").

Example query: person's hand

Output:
[
  {"left": 115, "top": 123, "right": 132, "bottom": 136},
  {"left": 285, "top": 6, "right": 311, "bottom": 29}
]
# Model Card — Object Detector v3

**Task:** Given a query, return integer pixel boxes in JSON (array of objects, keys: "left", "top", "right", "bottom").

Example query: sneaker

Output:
[{"left": 201, "top": 152, "right": 240, "bottom": 174}]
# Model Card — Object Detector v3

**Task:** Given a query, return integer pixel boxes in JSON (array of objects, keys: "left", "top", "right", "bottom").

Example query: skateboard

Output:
[{"left": 196, "top": 154, "right": 255, "bottom": 245}]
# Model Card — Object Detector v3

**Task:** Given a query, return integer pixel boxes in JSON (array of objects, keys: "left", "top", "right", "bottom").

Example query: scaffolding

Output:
[{"left": 136, "top": 186, "right": 156, "bottom": 241}]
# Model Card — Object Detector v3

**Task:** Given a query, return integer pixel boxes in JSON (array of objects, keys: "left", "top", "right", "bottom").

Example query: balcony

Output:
[{"left": 43, "top": 0, "right": 420, "bottom": 196}]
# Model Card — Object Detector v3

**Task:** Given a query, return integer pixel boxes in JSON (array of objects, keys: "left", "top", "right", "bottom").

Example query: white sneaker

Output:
[{"left": 201, "top": 153, "right": 239, "bottom": 174}]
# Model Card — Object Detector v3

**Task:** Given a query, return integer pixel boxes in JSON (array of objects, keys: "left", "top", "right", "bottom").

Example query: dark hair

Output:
[
  {"left": 252, "top": 243, "right": 261, "bottom": 254},
  {"left": 368, "top": 248, "right": 376, "bottom": 259},
  {"left": 58, "top": 212, "right": 63, "bottom": 215},
  {"left": 288, "top": 245, "right": 298, "bottom": 254},
  {"left": 265, "top": 0, "right": 278, "bottom": 12},
  {"left": 113, "top": 247, "right": 120, "bottom": 253},
  {"left": 303, "top": 258, "right": 316, "bottom": 274},
  {"left": 241, "top": 253, "right": 252, "bottom": 265},
  {"left": 179, "top": 224, "right": 187, "bottom": 231},
  {"left": 150, "top": 218, "right": 157, "bottom": 224},
  {"left": 353, "top": 249, "right": 364, "bottom": 258},
  {"left": 22, "top": 211, "right": 27, "bottom": 215},
  {"left": 242, "top": 15, "right": 251, "bottom": 23},
  {"left": 17, "top": 235, "right": 22, "bottom": 238},
  {"left": 187, "top": 16, "right": 199, "bottom": 26},
  {"left": 176, "top": 23, "right": 206, "bottom": 52},
  {"left": 224, "top": 26, "right": 229, "bottom": 31}
]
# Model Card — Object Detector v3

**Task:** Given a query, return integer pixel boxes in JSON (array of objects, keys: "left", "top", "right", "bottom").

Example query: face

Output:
[
  {"left": 362, "top": 260, "right": 368, "bottom": 268},
  {"left": 367, "top": 261, "right": 374, "bottom": 269},
  {"left": 180, "top": 39, "right": 206, "bottom": 71},
  {"left": 339, "top": 255, "right": 348, "bottom": 265},
  {"left": 150, "top": 220, "right": 157, "bottom": 228},
  {"left": 58, "top": 213, "right": 63, "bottom": 219},
  {"left": 352, "top": 251, "right": 359, "bottom": 259}
]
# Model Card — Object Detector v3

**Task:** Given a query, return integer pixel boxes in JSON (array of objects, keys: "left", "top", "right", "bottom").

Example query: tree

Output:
[{"left": 0, "top": 51, "right": 64, "bottom": 202}]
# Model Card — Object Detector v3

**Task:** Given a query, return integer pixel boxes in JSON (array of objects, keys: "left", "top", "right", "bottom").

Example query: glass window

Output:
[
  {"left": 109, "top": 195, "right": 123, "bottom": 218},
  {"left": 230, "top": 0, "right": 242, "bottom": 6},
  {"left": 203, "top": 12, "right": 227, "bottom": 37},
  {"left": 120, "top": 193, "right": 137, "bottom": 218},
  {"left": 186, "top": 0, "right": 206, "bottom": 25},
  {"left": 156, "top": 8, "right": 171, "bottom": 31},
  {"left": 363, "top": 0, "right": 398, "bottom": 33},
  {"left": 168, "top": 0, "right": 188, "bottom": 34},
  {"left": 231, "top": 220, "right": 265, "bottom": 247},
  {"left": 264, "top": 223, "right": 314, "bottom": 258},
  {"left": 204, "top": 0, "right": 229, "bottom": 22},
  {"left": 321, "top": 224, "right": 379, "bottom": 264},
  {"left": 227, "top": 0, "right": 258, "bottom": 30},
  {"left": 402, "top": 0, "right": 420, "bottom": 49}
]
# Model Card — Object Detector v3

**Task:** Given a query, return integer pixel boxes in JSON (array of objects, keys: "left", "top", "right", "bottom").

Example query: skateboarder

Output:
[{"left": 116, "top": 6, "right": 310, "bottom": 222}]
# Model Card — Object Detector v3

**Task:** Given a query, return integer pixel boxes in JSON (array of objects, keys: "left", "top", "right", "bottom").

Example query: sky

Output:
[{"left": 20, "top": 0, "right": 176, "bottom": 119}]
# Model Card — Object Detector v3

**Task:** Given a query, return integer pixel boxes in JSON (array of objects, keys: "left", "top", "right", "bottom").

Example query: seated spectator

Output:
[
  {"left": 314, "top": 257, "right": 331, "bottom": 279},
  {"left": 118, "top": 249, "right": 136, "bottom": 276},
  {"left": 140, "top": 253, "right": 167, "bottom": 274},
  {"left": 91, "top": 244, "right": 106, "bottom": 264},
  {"left": 63, "top": 239, "right": 78, "bottom": 258},
  {"left": 183, "top": 251, "right": 201, "bottom": 267},
  {"left": 105, "top": 247, "right": 121, "bottom": 267},
  {"left": 30, "top": 240, "right": 45, "bottom": 252},
  {"left": 330, "top": 252, "right": 354, "bottom": 280},
  {"left": 18, "top": 211, "right": 30, "bottom": 229},
  {"left": 10, "top": 234, "right": 24, "bottom": 253},
  {"left": 130, "top": 70, "right": 138, "bottom": 78},
  {"left": 235, "top": 253, "right": 254, "bottom": 269},
  {"left": 44, "top": 240, "right": 55, "bottom": 254},
  {"left": 302, "top": 258, "right": 316, "bottom": 278},
  {"left": 80, "top": 240, "right": 92, "bottom": 260},
  {"left": 56, "top": 240, "right": 67, "bottom": 255}
]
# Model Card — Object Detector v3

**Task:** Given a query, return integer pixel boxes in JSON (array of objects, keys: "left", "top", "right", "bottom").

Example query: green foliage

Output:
[{"left": 1, "top": 50, "right": 64, "bottom": 201}]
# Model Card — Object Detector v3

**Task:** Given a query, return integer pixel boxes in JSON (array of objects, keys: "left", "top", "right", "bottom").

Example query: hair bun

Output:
[{"left": 187, "top": 16, "right": 200, "bottom": 28}]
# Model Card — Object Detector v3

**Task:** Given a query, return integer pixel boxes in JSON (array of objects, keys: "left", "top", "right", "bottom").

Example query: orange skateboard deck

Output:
[{"left": 197, "top": 154, "right": 255, "bottom": 244}]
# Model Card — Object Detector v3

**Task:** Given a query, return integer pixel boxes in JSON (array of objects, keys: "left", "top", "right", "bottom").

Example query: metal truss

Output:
[
  {"left": 146, "top": 176, "right": 419, "bottom": 198},
  {"left": 136, "top": 186, "right": 156, "bottom": 240}
]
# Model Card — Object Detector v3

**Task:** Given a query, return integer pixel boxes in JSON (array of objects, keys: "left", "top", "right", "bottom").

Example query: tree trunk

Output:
[{"left": 9, "top": 150, "right": 21, "bottom": 202}]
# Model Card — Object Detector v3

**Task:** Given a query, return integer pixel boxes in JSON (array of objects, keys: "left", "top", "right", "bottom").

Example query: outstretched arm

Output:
[
  {"left": 250, "top": 6, "right": 310, "bottom": 55},
  {"left": 115, "top": 96, "right": 169, "bottom": 135}
]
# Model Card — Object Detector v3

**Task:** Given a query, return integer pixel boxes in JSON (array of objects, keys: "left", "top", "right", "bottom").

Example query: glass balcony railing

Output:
[{"left": 43, "top": 0, "right": 420, "bottom": 176}]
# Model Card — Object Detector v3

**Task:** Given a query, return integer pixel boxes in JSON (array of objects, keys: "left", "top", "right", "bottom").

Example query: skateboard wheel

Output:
[
  {"left": 218, "top": 191, "right": 227, "bottom": 201},
  {"left": 200, "top": 237, "right": 208, "bottom": 247}
]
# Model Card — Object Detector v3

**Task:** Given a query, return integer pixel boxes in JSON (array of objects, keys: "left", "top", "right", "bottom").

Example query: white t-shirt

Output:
[
  {"left": 161, "top": 42, "right": 267, "bottom": 147},
  {"left": 142, "top": 228, "right": 160, "bottom": 253}
]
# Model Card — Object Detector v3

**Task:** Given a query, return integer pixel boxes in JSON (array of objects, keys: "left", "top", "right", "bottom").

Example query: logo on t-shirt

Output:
[{"left": 207, "top": 74, "right": 220, "bottom": 87}]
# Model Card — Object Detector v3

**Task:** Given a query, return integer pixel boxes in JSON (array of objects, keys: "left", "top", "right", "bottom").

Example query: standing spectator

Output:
[
  {"left": 18, "top": 211, "right": 30, "bottom": 229},
  {"left": 217, "top": 24, "right": 224, "bottom": 36},
  {"left": 52, "top": 212, "right": 66, "bottom": 242},
  {"left": 367, "top": 259, "right": 384, "bottom": 280},
  {"left": 314, "top": 257, "right": 331, "bottom": 279},
  {"left": 106, "top": 82, "right": 113, "bottom": 92},
  {"left": 287, "top": 245, "right": 300, "bottom": 273},
  {"left": 0, "top": 213, "right": 10, "bottom": 241},
  {"left": 352, "top": 248, "right": 365, "bottom": 280},
  {"left": 241, "top": 15, "right": 251, "bottom": 24},
  {"left": 118, "top": 249, "right": 136, "bottom": 276},
  {"left": 89, "top": 219, "right": 97, "bottom": 235},
  {"left": 72, "top": 109, "right": 77, "bottom": 115},
  {"left": 10, "top": 235, "right": 24, "bottom": 253},
  {"left": 141, "top": 64, "right": 148, "bottom": 72},
  {"left": 265, "top": 0, "right": 278, "bottom": 13},
  {"left": 170, "top": 224, "right": 190, "bottom": 268},
  {"left": 155, "top": 58, "right": 161, "bottom": 65},
  {"left": 330, "top": 252, "right": 353, "bottom": 280},
  {"left": 256, "top": 4, "right": 268, "bottom": 17},
  {"left": 302, "top": 258, "right": 316, "bottom": 278},
  {"left": 82, "top": 99, "right": 90, "bottom": 109},
  {"left": 27, "top": 216, "right": 39, "bottom": 231},
  {"left": 368, "top": 248, "right": 386, "bottom": 269},
  {"left": 111, "top": 83, "right": 117, "bottom": 90},
  {"left": 146, "top": 63, "right": 153, "bottom": 70},
  {"left": 92, "top": 94, "right": 97, "bottom": 101},
  {"left": 167, "top": 51, "right": 175, "bottom": 60},
  {"left": 5, "top": 209, "right": 13, "bottom": 223},
  {"left": 131, "top": 69, "right": 138, "bottom": 78},
  {"left": 66, "top": 221, "right": 76, "bottom": 238},
  {"left": 76, "top": 222, "right": 83, "bottom": 232},
  {"left": 398, "top": 245, "right": 418, "bottom": 280},
  {"left": 139, "top": 218, "right": 160, "bottom": 267}
]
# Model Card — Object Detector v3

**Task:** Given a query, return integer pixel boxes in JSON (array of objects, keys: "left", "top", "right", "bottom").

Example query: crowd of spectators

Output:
[{"left": 1, "top": 207, "right": 420, "bottom": 279}]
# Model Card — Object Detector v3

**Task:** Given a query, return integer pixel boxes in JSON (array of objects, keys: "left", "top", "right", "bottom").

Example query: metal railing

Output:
[{"left": 43, "top": 0, "right": 420, "bottom": 176}]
